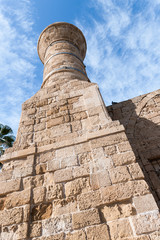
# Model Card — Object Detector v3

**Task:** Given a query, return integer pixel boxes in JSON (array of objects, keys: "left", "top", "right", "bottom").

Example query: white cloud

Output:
[
  {"left": 0, "top": 0, "right": 37, "bottom": 134},
  {"left": 76, "top": 0, "right": 160, "bottom": 106}
]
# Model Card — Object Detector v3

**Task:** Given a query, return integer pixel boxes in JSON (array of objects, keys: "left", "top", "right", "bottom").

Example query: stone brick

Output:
[
  {"left": 72, "top": 208, "right": 101, "bottom": 229},
  {"left": 109, "top": 165, "right": 131, "bottom": 184},
  {"left": 77, "top": 151, "right": 92, "bottom": 164},
  {"left": 65, "top": 230, "right": 86, "bottom": 240},
  {"left": 33, "top": 187, "right": 46, "bottom": 203},
  {"left": 31, "top": 203, "right": 52, "bottom": 221},
  {"left": 117, "top": 141, "right": 132, "bottom": 152},
  {"left": 47, "top": 117, "right": 64, "bottom": 128},
  {"left": 108, "top": 219, "right": 133, "bottom": 240},
  {"left": 104, "top": 145, "right": 117, "bottom": 156},
  {"left": 77, "top": 190, "right": 102, "bottom": 210},
  {"left": 61, "top": 156, "right": 78, "bottom": 168},
  {"left": 65, "top": 178, "right": 90, "bottom": 198},
  {"left": 0, "top": 207, "right": 23, "bottom": 226},
  {"left": 1, "top": 223, "right": 28, "bottom": 240},
  {"left": 35, "top": 164, "right": 47, "bottom": 174},
  {"left": 101, "top": 180, "right": 149, "bottom": 204},
  {"left": 0, "top": 179, "right": 21, "bottom": 196},
  {"left": 100, "top": 203, "right": 135, "bottom": 221},
  {"left": 30, "top": 222, "right": 42, "bottom": 238},
  {"left": 46, "top": 183, "right": 63, "bottom": 201},
  {"left": 112, "top": 152, "right": 136, "bottom": 166},
  {"left": 73, "top": 164, "right": 90, "bottom": 178},
  {"left": 5, "top": 189, "right": 31, "bottom": 209},
  {"left": 23, "top": 175, "right": 44, "bottom": 189},
  {"left": 0, "top": 198, "right": 5, "bottom": 210},
  {"left": 47, "top": 159, "right": 60, "bottom": 172},
  {"left": 23, "top": 204, "right": 30, "bottom": 222},
  {"left": 12, "top": 157, "right": 34, "bottom": 178},
  {"left": 54, "top": 168, "right": 73, "bottom": 183},
  {"left": 56, "top": 146, "right": 75, "bottom": 158},
  {"left": 128, "top": 163, "right": 144, "bottom": 180},
  {"left": 42, "top": 215, "right": 72, "bottom": 235},
  {"left": 86, "top": 224, "right": 110, "bottom": 240},
  {"left": 131, "top": 211, "right": 160, "bottom": 235},
  {"left": 133, "top": 194, "right": 158, "bottom": 213},
  {"left": 53, "top": 201, "right": 78, "bottom": 216}
]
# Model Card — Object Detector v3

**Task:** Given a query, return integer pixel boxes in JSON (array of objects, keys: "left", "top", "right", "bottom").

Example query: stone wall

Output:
[{"left": 0, "top": 22, "right": 159, "bottom": 240}]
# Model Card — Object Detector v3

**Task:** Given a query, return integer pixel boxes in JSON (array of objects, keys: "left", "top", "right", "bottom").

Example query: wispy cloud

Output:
[
  {"left": 76, "top": 0, "right": 160, "bottom": 106},
  {"left": 0, "top": 0, "right": 38, "bottom": 134}
]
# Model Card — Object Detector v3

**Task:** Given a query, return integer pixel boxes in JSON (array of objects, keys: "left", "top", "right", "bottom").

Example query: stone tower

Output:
[{"left": 0, "top": 22, "right": 159, "bottom": 240}]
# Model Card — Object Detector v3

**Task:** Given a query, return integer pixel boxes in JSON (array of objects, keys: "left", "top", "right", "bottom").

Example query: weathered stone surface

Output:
[
  {"left": 109, "top": 165, "right": 131, "bottom": 184},
  {"left": 32, "top": 233, "right": 65, "bottom": 240},
  {"left": 72, "top": 208, "right": 101, "bottom": 229},
  {"left": 65, "top": 178, "right": 90, "bottom": 198},
  {"left": 101, "top": 180, "right": 149, "bottom": 204},
  {"left": 108, "top": 219, "right": 133, "bottom": 239},
  {"left": 31, "top": 203, "right": 52, "bottom": 221},
  {"left": 133, "top": 194, "right": 158, "bottom": 213},
  {"left": 128, "top": 163, "right": 144, "bottom": 180},
  {"left": 46, "top": 183, "right": 63, "bottom": 201},
  {"left": 0, "top": 179, "right": 21, "bottom": 196},
  {"left": 1, "top": 223, "right": 28, "bottom": 240},
  {"left": 12, "top": 157, "right": 34, "bottom": 178},
  {"left": 86, "top": 224, "right": 110, "bottom": 240},
  {"left": 112, "top": 152, "right": 136, "bottom": 166},
  {"left": 33, "top": 187, "right": 46, "bottom": 203},
  {"left": 36, "top": 164, "right": 47, "bottom": 174},
  {"left": 101, "top": 203, "right": 135, "bottom": 221},
  {"left": 131, "top": 211, "right": 160, "bottom": 235},
  {"left": 66, "top": 230, "right": 86, "bottom": 240},
  {"left": 30, "top": 222, "right": 42, "bottom": 238},
  {"left": 77, "top": 190, "right": 102, "bottom": 210},
  {"left": 5, "top": 189, "right": 31, "bottom": 209},
  {"left": 42, "top": 215, "right": 72, "bottom": 235},
  {"left": 54, "top": 168, "right": 73, "bottom": 183},
  {"left": 0, "top": 207, "right": 23, "bottom": 226}
]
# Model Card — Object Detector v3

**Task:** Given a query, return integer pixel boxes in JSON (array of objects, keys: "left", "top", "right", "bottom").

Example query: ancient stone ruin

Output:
[{"left": 0, "top": 22, "right": 160, "bottom": 239}]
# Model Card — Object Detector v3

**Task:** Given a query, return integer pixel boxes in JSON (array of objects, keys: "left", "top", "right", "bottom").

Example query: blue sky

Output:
[{"left": 0, "top": 0, "right": 160, "bottom": 135}]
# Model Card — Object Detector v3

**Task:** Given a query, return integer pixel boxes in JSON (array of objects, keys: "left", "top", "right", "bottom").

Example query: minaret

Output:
[{"left": 37, "top": 22, "right": 89, "bottom": 88}]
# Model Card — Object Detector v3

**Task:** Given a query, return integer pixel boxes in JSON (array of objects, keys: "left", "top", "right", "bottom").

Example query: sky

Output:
[{"left": 0, "top": 0, "right": 160, "bottom": 135}]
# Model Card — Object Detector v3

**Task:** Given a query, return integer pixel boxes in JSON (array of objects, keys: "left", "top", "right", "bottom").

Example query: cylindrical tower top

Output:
[
  {"left": 37, "top": 22, "right": 87, "bottom": 64},
  {"left": 37, "top": 22, "right": 88, "bottom": 87}
]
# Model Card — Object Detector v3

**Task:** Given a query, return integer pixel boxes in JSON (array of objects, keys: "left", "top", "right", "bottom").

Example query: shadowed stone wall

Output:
[{"left": 0, "top": 22, "right": 159, "bottom": 240}]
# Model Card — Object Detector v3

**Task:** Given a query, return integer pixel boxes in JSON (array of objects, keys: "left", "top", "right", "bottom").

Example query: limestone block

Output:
[
  {"left": 108, "top": 219, "right": 133, "bottom": 240},
  {"left": 128, "top": 163, "right": 144, "bottom": 180},
  {"left": 73, "top": 111, "right": 87, "bottom": 121},
  {"left": 5, "top": 189, "right": 31, "bottom": 209},
  {"left": 66, "top": 230, "right": 86, "bottom": 240},
  {"left": 30, "top": 222, "right": 42, "bottom": 238},
  {"left": 101, "top": 180, "right": 149, "bottom": 204},
  {"left": 1, "top": 223, "right": 28, "bottom": 240},
  {"left": 23, "top": 204, "right": 30, "bottom": 222},
  {"left": 0, "top": 170, "right": 13, "bottom": 182},
  {"left": 53, "top": 201, "right": 78, "bottom": 216},
  {"left": 61, "top": 156, "right": 78, "bottom": 168},
  {"left": 71, "top": 120, "right": 82, "bottom": 132},
  {"left": 42, "top": 215, "right": 72, "bottom": 236},
  {"left": 36, "top": 164, "right": 47, "bottom": 174},
  {"left": 44, "top": 172, "right": 54, "bottom": 186},
  {"left": 37, "top": 150, "right": 55, "bottom": 164},
  {"left": 47, "top": 117, "right": 64, "bottom": 128},
  {"left": 100, "top": 203, "right": 135, "bottom": 221},
  {"left": 65, "top": 178, "right": 90, "bottom": 198},
  {"left": 133, "top": 194, "right": 158, "bottom": 213},
  {"left": 112, "top": 152, "right": 136, "bottom": 166},
  {"left": 0, "top": 207, "right": 23, "bottom": 226},
  {"left": 23, "top": 174, "right": 44, "bottom": 189},
  {"left": 31, "top": 203, "right": 52, "bottom": 221},
  {"left": 77, "top": 151, "right": 92, "bottom": 164},
  {"left": 109, "top": 165, "right": 131, "bottom": 184},
  {"left": 74, "top": 142, "right": 91, "bottom": 154},
  {"left": 12, "top": 157, "right": 34, "bottom": 178},
  {"left": 86, "top": 224, "right": 110, "bottom": 240},
  {"left": 54, "top": 168, "right": 73, "bottom": 183},
  {"left": 0, "top": 198, "right": 5, "bottom": 210},
  {"left": 33, "top": 187, "right": 46, "bottom": 203},
  {"left": 47, "top": 159, "right": 60, "bottom": 172},
  {"left": 32, "top": 233, "right": 65, "bottom": 239},
  {"left": 73, "top": 164, "right": 90, "bottom": 178},
  {"left": 104, "top": 145, "right": 117, "bottom": 156},
  {"left": 117, "top": 141, "right": 132, "bottom": 152},
  {"left": 34, "top": 122, "right": 46, "bottom": 131},
  {"left": 131, "top": 211, "right": 160, "bottom": 235},
  {"left": 77, "top": 190, "right": 102, "bottom": 210},
  {"left": 0, "top": 179, "right": 21, "bottom": 196},
  {"left": 94, "top": 157, "right": 114, "bottom": 171},
  {"left": 72, "top": 208, "right": 101, "bottom": 229},
  {"left": 46, "top": 183, "right": 63, "bottom": 201}
]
